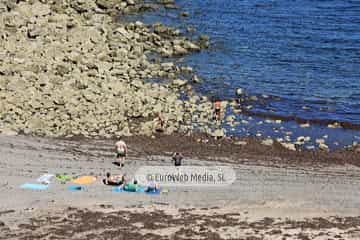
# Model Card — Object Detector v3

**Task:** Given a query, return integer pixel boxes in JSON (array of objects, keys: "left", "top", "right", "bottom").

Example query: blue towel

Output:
[
  {"left": 112, "top": 187, "right": 145, "bottom": 193},
  {"left": 112, "top": 187, "right": 124, "bottom": 192},
  {"left": 145, "top": 189, "right": 161, "bottom": 195},
  {"left": 68, "top": 185, "right": 85, "bottom": 191},
  {"left": 112, "top": 187, "right": 160, "bottom": 194},
  {"left": 21, "top": 183, "right": 48, "bottom": 190}
]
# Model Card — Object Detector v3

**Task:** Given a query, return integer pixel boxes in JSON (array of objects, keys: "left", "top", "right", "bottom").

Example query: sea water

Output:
[{"left": 126, "top": 0, "right": 360, "bottom": 149}]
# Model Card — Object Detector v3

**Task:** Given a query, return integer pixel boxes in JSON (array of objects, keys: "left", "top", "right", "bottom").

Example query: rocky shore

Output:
[
  {"left": 0, "top": 0, "right": 215, "bottom": 138},
  {"left": 0, "top": 0, "right": 359, "bottom": 154}
]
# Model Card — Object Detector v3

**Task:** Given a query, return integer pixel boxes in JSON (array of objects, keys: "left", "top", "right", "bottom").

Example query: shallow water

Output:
[{"left": 126, "top": 0, "right": 360, "bottom": 149}]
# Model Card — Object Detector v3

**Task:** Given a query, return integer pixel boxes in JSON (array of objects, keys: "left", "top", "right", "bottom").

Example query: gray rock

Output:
[
  {"left": 234, "top": 141, "right": 247, "bottom": 146},
  {"left": 1, "top": 129, "right": 18, "bottom": 136},
  {"left": 172, "top": 79, "right": 187, "bottom": 87},
  {"left": 70, "top": 0, "right": 95, "bottom": 13},
  {"left": 164, "top": 4, "right": 178, "bottom": 9},
  {"left": 236, "top": 88, "right": 243, "bottom": 96},
  {"left": 161, "top": 62, "right": 174, "bottom": 71},
  {"left": 183, "top": 41, "right": 200, "bottom": 51},
  {"left": 281, "top": 142, "right": 296, "bottom": 151},
  {"left": 158, "top": 0, "right": 175, "bottom": 4},
  {"left": 211, "top": 128, "right": 225, "bottom": 138},
  {"left": 95, "top": 0, "right": 116, "bottom": 9},
  {"left": 173, "top": 45, "right": 188, "bottom": 55},
  {"left": 192, "top": 75, "right": 201, "bottom": 83},
  {"left": 261, "top": 138, "right": 274, "bottom": 146}
]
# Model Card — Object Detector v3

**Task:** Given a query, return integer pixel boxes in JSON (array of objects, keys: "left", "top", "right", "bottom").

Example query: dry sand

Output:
[{"left": 1, "top": 134, "right": 360, "bottom": 239}]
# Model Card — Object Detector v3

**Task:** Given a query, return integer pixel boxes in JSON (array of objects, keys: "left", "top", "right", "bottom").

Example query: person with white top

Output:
[{"left": 115, "top": 138, "right": 128, "bottom": 167}]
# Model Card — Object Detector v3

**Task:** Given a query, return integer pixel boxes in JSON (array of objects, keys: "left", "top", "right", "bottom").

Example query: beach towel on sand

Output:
[
  {"left": 21, "top": 183, "right": 49, "bottom": 190},
  {"left": 71, "top": 176, "right": 96, "bottom": 185},
  {"left": 112, "top": 187, "right": 144, "bottom": 193},
  {"left": 112, "top": 187, "right": 161, "bottom": 195},
  {"left": 37, "top": 174, "right": 54, "bottom": 184},
  {"left": 56, "top": 175, "right": 73, "bottom": 182},
  {"left": 145, "top": 189, "right": 161, "bottom": 195},
  {"left": 68, "top": 185, "right": 85, "bottom": 191}
]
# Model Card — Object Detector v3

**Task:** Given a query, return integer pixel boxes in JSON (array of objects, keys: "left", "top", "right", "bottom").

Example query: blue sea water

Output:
[{"left": 127, "top": 0, "right": 360, "bottom": 149}]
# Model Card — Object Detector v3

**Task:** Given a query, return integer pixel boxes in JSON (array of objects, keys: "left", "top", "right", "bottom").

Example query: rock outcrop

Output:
[{"left": 0, "top": 0, "right": 213, "bottom": 138}]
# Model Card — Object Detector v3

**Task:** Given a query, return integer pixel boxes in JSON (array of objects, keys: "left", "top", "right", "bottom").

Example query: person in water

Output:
[
  {"left": 213, "top": 99, "right": 222, "bottom": 121},
  {"left": 172, "top": 152, "right": 183, "bottom": 166},
  {"left": 115, "top": 138, "right": 128, "bottom": 167}
]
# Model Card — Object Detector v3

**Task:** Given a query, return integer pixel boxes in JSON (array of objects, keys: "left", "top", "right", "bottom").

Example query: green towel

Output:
[{"left": 56, "top": 175, "right": 73, "bottom": 182}]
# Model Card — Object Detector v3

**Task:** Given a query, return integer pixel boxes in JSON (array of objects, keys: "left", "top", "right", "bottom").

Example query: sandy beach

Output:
[{"left": 1, "top": 134, "right": 360, "bottom": 239}]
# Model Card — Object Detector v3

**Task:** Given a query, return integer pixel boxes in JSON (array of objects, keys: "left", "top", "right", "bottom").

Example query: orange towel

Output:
[{"left": 71, "top": 176, "right": 97, "bottom": 185}]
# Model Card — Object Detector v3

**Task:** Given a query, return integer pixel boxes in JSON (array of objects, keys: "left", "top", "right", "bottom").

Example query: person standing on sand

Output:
[
  {"left": 115, "top": 138, "right": 128, "bottom": 167},
  {"left": 172, "top": 152, "right": 183, "bottom": 166}
]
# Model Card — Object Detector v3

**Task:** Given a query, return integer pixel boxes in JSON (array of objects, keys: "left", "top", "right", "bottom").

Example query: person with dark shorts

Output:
[
  {"left": 172, "top": 152, "right": 183, "bottom": 166},
  {"left": 103, "top": 172, "right": 126, "bottom": 186},
  {"left": 115, "top": 138, "right": 128, "bottom": 167}
]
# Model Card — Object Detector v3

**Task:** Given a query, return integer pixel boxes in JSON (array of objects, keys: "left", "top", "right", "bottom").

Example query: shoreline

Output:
[{"left": 31, "top": 131, "right": 360, "bottom": 168}]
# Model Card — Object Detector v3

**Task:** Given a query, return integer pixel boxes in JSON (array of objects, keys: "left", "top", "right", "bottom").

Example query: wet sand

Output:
[{"left": 1, "top": 134, "right": 360, "bottom": 239}]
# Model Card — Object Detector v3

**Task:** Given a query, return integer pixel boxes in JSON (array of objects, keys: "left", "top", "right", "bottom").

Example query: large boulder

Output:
[
  {"left": 70, "top": 0, "right": 95, "bottom": 13},
  {"left": 95, "top": 0, "right": 116, "bottom": 9},
  {"left": 280, "top": 142, "right": 296, "bottom": 151},
  {"left": 17, "top": 1, "right": 51, "bottom": 18},
  {"left": 261, "top": 138, "right": 274, "bottom": 146}
]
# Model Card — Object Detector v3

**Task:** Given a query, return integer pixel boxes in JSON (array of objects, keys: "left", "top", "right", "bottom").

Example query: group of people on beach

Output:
[
  {"left": 103, "top": 138, "right": 184, "bottom": 193},
  {"left": 103, "top": 99, "right": 227, "bottom": 192}
]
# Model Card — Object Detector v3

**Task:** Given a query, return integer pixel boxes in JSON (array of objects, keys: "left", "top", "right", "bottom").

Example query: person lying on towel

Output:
[
  {"left": 145, "top": 180, "right": 160, "bottom": 193},
  {"left": 123, "top": 180, "right": 138, "bottom": 192},
  {"left": 103, "top": 172, "right": 126, "bottom": 186}
]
